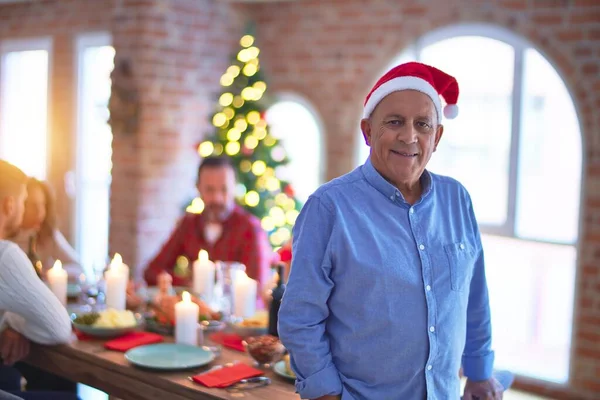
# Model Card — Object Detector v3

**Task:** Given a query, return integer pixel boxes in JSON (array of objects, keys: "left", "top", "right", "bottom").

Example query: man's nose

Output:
[{"left": 396, "top": 123, "right": 418, "bottom": 144}]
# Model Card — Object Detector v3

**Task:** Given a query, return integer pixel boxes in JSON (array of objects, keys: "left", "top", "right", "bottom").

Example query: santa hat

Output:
[{"left": 363, "top": 62, "right": 459, "bottom": 123}]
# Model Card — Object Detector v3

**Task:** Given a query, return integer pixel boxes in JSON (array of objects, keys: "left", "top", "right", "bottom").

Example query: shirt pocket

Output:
[{"left": 444, "top": 241, "right": 476, "bottom": 292}]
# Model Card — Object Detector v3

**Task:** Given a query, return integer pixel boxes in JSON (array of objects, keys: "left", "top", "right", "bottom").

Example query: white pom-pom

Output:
[{"left": 444, "top": 104, "right": 459, "bottom": 119}]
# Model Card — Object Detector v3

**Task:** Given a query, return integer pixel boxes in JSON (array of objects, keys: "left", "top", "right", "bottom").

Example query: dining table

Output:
[
  {"left": 24, "top": 332, "right": 299, "bottom": 400},
  {"left": 21, "top": 288, "right": 300, "bottom": 400}
]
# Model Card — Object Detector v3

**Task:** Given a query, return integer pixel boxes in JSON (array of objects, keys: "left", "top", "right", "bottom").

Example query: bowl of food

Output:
[
  {"left": 228, "top": 311, "right": 269, "bottom": 337},
  {"left": 243, "top": 335, "right": 285, "bottom": 368},
  {"left": 72, "top": 309, "right": 143, "bottom": 338}
]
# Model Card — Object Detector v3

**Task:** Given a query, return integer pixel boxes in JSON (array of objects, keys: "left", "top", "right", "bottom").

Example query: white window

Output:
[
  {"left": 368, "top": 25, "right": 581, "bottom": 383},
  {"left": 0, "top": 37, "right": 52, "bottom": 179},
  {"left": 74, "top": 33, "right": 115, "bottom": 276},
  {"left": 265, "top": 95, "right": 324, "bottom": 202}
]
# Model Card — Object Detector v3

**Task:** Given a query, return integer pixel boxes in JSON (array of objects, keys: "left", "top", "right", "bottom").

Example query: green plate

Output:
[
  {"left": 273, "top": 360, "right": 296, "bottom": 381},
  {"left": 71, "top": 313, "right": 143, "bottom": 338},
  {"left": 125, "top": 343, "right": 215, "bottom": 370}
]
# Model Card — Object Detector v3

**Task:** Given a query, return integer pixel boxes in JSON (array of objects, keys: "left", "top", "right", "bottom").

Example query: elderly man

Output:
[
  {"left": 144, "top": 156, "right": 271, "bottom": 292},
  {"left": 279, "top": 62, "right": 503, "bottom": 400}
]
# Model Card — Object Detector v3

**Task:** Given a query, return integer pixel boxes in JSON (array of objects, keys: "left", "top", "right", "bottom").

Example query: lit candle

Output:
[
  {"left": 233, "top": 271, "right": 257, "bottom": 318},
  {"left": 193, "top": 250, "right": 215, "bottom": 303},
  {"left": 47, "top": 260, "right": 68, "bottom": 306},
  {"left": 105, "top": 259, "right": 127, "bottom": 310},
  {"left": 175, "top": 291, "right": 199, "bottom": 346},
  {"left": 110, "top": 253, "right": 130, "bottom": 279}
]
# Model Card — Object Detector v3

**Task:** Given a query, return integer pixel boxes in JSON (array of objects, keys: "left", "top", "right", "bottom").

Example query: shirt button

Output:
[
  {"left": 460, "top": 243, "right": 465, "bottom": 250},
  {"left": 429, "top": 326, "right": 435, "bottom": 332},
  {"left": 427, "top": 365, "right": 432, "bottom": 371},
  {"left": 409, "top": 208, "right": 414, "bottom": 214},
  {"left": 426, "top": 285, "right": 431, "bottom": 291},
  {"left": 390, "top": 195, "right": 394, "bottom": 201},
  {"left": 419, "top": 244, "right": 425, "bottom": 250}
]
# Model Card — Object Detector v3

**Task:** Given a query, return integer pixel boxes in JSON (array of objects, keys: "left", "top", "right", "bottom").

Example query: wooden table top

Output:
[{"left": 25, "top": 333, "right": 299, "bottom": 400}]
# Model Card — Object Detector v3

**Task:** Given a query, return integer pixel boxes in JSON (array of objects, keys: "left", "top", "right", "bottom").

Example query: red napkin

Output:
[
  {"left": 104, "top": 332, "right": 164, "bottom": 352},
  {"left": 192, "top": 363, "right": 263, "bottom": 388},
  {"left": 74, "top": 329, "right": 94, "bottom": 341},
  {"left": 209, "top": 332, "right": 245, "bottom": 352}
]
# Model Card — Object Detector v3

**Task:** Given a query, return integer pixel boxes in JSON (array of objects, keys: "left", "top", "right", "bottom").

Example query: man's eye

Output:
[
  {"left": 387, "top": 120, "right": 401, "bottom": 125},
  {"left": 417, "top": 121, "right": 431, "bottom": 129}
]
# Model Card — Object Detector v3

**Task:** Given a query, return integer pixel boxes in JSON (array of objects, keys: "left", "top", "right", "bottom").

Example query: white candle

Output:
[
  {"left": 233, "top": 271, "right": 257, "bottom": 318},
  {"left": 193, "top": 250, "right": 215, "bottom": 303},
  {"left": 105, "top": 259, "right": 127, "bottom": 310},
  {"left": 175, "top": 291, "right": 199, "bottom": 346},
  {"left": 47, "top": 260, "right": 68, "bottom": 306},
  {"left": 110, "top": 253, "right": 130, "bottom": 279}
]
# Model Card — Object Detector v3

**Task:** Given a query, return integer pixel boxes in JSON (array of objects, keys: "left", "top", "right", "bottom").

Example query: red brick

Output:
[
  {"left": 499, "top": 0, "right": 528, "bottom": 10},
  {"left": 557, "top": 28, "right": 585, "bottom": 41},
  {"left": 582, "top": 62, "right": 600, "bottom": 76},
  {"left": 532, "top": 0, "right": 571, "bottom": 7},
  {"left": 570, "top": 10, "right": 600, "bottom": 24},
  {"left": 402, "top": 6, "right": 429, "bottom": 16},
  {"left": 532, "top": 13, "right": 565, "bottom": 25},
  {"left": 590, "top": 29, "right": 600, "bottom": 40}
]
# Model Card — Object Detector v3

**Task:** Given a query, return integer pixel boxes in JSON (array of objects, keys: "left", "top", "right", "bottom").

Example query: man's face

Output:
[
  {"left": 197, "top": 166, "right": 236, "bottom": 221},
  {"left": 361, "top": 90, "right": 444, "bottom": 189},
  {"left": 2, "top": 184, "right": 27, "bottom": 238}
]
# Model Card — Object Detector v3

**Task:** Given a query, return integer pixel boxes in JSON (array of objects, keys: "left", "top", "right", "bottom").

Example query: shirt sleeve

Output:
[
  {"left": 0, "top": 243, "right": 72, "bottom": 345},
  {"left": 462, "top": 193, "right": 495, "bottom": 381},
  {"left": 143, "top": 216, "right": 190, "bottom": 286},
  {"left": 278, "top": 196, "right": 343, "bottom": 399},
  {"left": 238, "top": 218, "right": 271, "bottom": 290},
  {"left": 50, "top": 230, "right": 83, "bottom": 280}
]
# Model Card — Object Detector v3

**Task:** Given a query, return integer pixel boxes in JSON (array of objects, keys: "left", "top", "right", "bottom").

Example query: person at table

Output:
[
  {"left": 143, "top": 156, "right": 271, "bottom": 292},
  {"left": 10, "top": 178, "right": 82, "bottom": 281},
  {"left": 0, "top": 160, "right": 76, "bottom": 399},
  {"left": 278, "top": 62, "right": 504, "bottom": 400}
]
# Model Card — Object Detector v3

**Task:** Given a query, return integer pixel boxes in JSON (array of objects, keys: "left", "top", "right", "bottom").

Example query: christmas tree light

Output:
[{"left": 187, "top": 28, "right": 302, "bottom": 247}]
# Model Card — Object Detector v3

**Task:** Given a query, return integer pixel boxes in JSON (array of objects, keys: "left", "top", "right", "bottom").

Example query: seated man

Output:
[
  {"left": 144, "top": 156, "right": 271, "bottom": 293},
  {"left": 0, "top": 160, "right": 75, "bottom": 399}
]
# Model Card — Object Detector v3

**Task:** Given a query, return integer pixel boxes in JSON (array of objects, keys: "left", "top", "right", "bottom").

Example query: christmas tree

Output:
[{"left": 187, "top": 31, "right": 302, "bottom": 249}]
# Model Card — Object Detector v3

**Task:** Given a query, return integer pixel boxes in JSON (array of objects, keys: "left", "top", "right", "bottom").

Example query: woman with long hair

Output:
[{"left": 11, "top": 178, "right": 82, "bottom": 281}]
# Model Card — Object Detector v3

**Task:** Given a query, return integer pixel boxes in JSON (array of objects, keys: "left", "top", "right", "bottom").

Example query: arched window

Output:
[
  {"left": 363, "top": 25, "right": 582, "bottom": 383},
  {"left": 265, "top": 95, "right": 324, "bottom": 203}
]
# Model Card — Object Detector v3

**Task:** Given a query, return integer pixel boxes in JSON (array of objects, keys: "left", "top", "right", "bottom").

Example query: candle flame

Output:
[
  {"left": 52, "top": 260, "right": 62, "bottom": 271},
  {"left": 198, "top": 249, "right": 209, "bottom": 263},
  {"left": 114, "top": 253, "right": 123, "bottom": 264},
  {"left": 182, "top": 291, "right": 191, "bottom": 303}
]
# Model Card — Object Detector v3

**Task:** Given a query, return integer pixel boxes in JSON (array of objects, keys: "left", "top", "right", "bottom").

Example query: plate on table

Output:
[
  {"left": 227, "top": 311, "right": 269, "bottom": 338},
  {"left": 125, "top": 343, "right": 215, "bottom": 370},
  {"left": 71, "top": 310, "right": 143, "bottom": 338},
  {"left": 273, "top": 360, "right": 296, "bottom": 381}
]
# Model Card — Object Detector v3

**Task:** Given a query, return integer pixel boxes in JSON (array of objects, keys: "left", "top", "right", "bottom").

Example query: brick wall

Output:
[{"left": 245, "top": 0, "right": 600, "bottom": 398}]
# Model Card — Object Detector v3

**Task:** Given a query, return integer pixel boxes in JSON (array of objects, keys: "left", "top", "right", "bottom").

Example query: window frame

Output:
[
  {"left": 267, "top": 91, "right": 327, "bottom": 198},
  {"left": 0, "top": 36, "right": 53, "bottom": 179},
  {"left": 73, "top": 31, "right": 114, "bottom": 270}
]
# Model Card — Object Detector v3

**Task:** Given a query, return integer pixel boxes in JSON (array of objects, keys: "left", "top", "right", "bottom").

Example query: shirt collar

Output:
[{"left": 361, "top": 156, "right": 434, "bottom": 204}]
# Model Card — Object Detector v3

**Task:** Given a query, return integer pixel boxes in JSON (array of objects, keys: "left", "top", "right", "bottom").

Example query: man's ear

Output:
[
  {"left": 1, "top": 195, "right": 14, "bottom": 217},
  {"left": 360, "top": 118, "right": 372, "bottom": 146},
  {"left": 433, "top": 124, "right": 444, "bottom": 152}
]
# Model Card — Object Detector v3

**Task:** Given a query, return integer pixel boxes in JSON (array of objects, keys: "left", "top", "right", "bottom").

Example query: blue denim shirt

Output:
[{"left": 278, "top": 158, "right": 494, "bottom": 400}]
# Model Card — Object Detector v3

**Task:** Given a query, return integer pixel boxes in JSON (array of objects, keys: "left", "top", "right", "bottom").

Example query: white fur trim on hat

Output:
[
  {"left": 363, "top": 76, "right": 443, "bottom": 123},
  {"left": 444, "top": 104, "right": 459, "bottom": 119}
]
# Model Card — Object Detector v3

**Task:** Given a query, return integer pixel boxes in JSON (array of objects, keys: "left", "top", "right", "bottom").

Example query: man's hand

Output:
[
  {"left": 463, "top": 377, "right": 504, "bottom": 400},
  {"left": 0, "top": 328, "right": 30, "bottom": 365}
]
